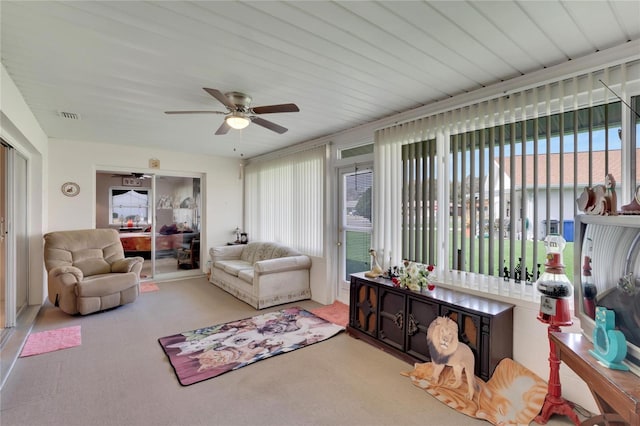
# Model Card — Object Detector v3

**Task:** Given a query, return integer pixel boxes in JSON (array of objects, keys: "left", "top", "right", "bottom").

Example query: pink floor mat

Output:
[
  {"left": 20, "top": 325, "right": 82, "bottom": 357},
  {"left": 140, "top": 282, "right": 159, "bottom": 293},
  {"left": 311, "top": 300, "right": 349, "bottom": 327}
]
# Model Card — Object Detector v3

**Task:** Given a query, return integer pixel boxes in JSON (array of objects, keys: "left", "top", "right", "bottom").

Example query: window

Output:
[
  {"left": 373, "top": 62, "right": 640, "bottom": 300},
  {"left": 245, "top": 146, "right": 325, "bottom": 256},
  {"left": 448, "top": 103, "right": 624, "bottom": 283},
  {"left": 402, "top": 139, "right": 437, "bottom": 265},
  {"left": 340, "top": 144, "right": 374, "bottom": 159},
  {"left": 110, "top": 188, "right": 150, "bottom": 226}
]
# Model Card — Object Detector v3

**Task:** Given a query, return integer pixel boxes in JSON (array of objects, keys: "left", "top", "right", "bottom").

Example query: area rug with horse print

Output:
[{"left": 158, "top": 307, "right": 345, "bottom": 386}]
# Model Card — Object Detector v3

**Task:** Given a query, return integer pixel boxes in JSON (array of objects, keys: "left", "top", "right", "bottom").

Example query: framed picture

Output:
[{"left": 122, "top": 177, "right": 142, "bottom": 187}]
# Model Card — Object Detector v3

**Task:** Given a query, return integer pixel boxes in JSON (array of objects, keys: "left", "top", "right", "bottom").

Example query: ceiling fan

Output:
[{"left": 165, "top": 88, "right": 299, "bottom": 135}]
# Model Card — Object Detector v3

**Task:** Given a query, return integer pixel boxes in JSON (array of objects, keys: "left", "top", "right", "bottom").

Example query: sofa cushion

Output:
[
  {"left": 240, "top": 242, "right": 301, "bottom": 265},
  {"left": 238, "top": 269, "right": 254, "bottom": 284},
  {"left": 75, "top": 272, "right": 138, "bottom": 297},
  {"left": 74, "top": 254, "right": 111, "bottom": 276},
  {"left": 240, "top": 243, "right": 260, "bottom": 264},
  {"left": 215, "top": 259, "right": 253, "bottom": 277}
]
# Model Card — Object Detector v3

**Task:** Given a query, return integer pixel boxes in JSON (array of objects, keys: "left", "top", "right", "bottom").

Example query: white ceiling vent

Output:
[{"left": 58, "top": 111, "right": 80, "bottom": 120}]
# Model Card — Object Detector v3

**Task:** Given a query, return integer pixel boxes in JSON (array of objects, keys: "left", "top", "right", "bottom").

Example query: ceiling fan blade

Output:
[
  {"left": 251, "top": 117, "right": 288, "bottom": 134},
  {"left": 215, "top": 121, "right": 231, "bottom": 135},
  {"left": 251, "top": 103, "right": 299, "bottom": 114},
  {"left": 165, "top": 110, "right": 225, "bottom": 114},
  {"left": 203, "top": 88, "right": 236, "bottom": 110}
]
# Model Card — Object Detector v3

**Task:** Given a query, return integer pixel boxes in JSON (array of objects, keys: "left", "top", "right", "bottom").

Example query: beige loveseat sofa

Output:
[
  {"left": 44, "top": 229, "right": 144, "bottom": 315},
  {"left": 209, "top": 241, "right": 311, "bottom": 309}
]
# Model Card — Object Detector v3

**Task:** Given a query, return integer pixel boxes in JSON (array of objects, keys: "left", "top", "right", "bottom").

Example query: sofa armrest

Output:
[
  {"left": 111, "top": 257, "right": 144, "bottom": 273},
  {"left": 210, "top": 245, "right": 244, "bottom": 261},
  {"left": 254, "top": 255, "right": 311, "bottom": 274},
  {"left": 49, "top": 265, "right": 84, "bottom": 283}
]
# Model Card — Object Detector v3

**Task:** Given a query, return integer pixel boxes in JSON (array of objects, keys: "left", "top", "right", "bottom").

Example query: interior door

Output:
[
  {"left": 338, "top": 165, "right": 373, "bottom": 290},
  {"left": 96, "top": 172, "right": 202, "bottom": 280},
  {"left": 153, "top": 175, "right": 201, "bottom": 279}
]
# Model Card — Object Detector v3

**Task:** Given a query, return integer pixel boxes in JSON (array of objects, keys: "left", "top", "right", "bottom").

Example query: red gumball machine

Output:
[
  {"left": 535, "top": 234, "right": 580, "bottom": 426},
  {"left": 537, "top": 234, "right": 573, "bottom": 326}
]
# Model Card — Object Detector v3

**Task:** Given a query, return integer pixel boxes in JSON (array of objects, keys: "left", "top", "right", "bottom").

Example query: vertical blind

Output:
[
  {"left": 374, "top": 60, "right": 640, "bottom": 278},
  {"left": 244, "top": 145, "right": 325, "bottom": 257},
  {"left": 401, "top": 139, "right": 437, "bottom": 265}
]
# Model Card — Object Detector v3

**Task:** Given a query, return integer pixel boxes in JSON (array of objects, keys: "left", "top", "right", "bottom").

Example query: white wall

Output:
[
  {"left": 47, "top": 140, "right": 335, "bottom": 303},
  {"left": 513, "top": 305, "right": 596, "bottom": 414},
  {"left": 47, "top": 138, "right": 244, "bottom": 264}
]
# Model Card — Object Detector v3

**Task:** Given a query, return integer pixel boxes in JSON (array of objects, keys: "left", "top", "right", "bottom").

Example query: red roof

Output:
[{"left": 502, "top": 149, "right": 639, "bottom": 187}]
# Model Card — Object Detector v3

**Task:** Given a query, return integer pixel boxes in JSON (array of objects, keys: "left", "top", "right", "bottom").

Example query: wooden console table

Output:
[
  {"left": 348, "top": 272, "right": 514, "bottom": 381},
  {"left": 550, "top": 332, "right": 640, "bottom": 426}
]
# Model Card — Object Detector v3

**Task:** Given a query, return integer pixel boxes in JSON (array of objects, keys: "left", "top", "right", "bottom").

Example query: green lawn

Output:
[
  {"left": 345, "top": 230, "right": 576, "bottom": 284},
  {"left": 461, "top": 235, "right": 575, "bottom": 283}
]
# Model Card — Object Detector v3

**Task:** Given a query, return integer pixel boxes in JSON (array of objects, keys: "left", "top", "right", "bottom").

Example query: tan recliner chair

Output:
[{"left": 44, "top": 228, "right": 144, "bottom": 315}]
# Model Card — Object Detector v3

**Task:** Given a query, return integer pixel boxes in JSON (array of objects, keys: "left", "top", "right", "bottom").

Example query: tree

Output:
[{"left": 354, "top": 187, "right": 372, "bottom": 220}]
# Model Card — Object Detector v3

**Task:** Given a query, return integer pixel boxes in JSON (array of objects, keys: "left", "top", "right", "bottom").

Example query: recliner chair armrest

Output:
[
  {"left": 254, "top": 255, "right": 311, "bottom": 274},
  {"left": 111, "top": 257, "right": 144, "bottom": 273},
  {"left": 49, "top": 265, "right": 84, "bottom": 283}
]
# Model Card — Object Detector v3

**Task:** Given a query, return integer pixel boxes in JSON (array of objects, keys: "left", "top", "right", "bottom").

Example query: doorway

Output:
[
  {"left": 96, "top": 171, "right": 202, "bottom": 280},
  {"left": 337, "top": 164, "right": 373, "bottom": 291},
  {"left": 1, "top": 141, "right": 29, "bottom": 337}
]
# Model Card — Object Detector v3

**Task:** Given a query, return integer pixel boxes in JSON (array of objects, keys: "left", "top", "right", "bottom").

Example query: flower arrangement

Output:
[{"left": 392, "top": 261, "right": 435, "bottom": 291}]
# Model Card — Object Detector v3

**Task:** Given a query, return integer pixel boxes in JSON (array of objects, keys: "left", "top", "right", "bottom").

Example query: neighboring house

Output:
[
  {"left": 472, "top": 148, "right": 639, "bottom": 242},
  {"left": 503, "top": 149, "right": 639, "bottom": 241}
]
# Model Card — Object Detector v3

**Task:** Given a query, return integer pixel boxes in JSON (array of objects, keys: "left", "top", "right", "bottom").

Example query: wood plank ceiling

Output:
[{"left": 2, "top": 1, "right": 639, "bottom": 158}]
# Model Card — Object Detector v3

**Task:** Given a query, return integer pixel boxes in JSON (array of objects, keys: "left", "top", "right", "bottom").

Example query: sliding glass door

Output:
[
  {"left": 1, "top": 141, "right": 29, "bottom": 335},
  {"left": 153, "top": 175, "right": 201, "bottom": 278},
  {"left": 96, "top": 172, "right": 202, "bottom": 280}
]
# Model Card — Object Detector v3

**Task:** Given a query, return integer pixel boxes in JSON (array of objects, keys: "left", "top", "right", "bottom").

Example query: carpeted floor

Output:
[{"left": 1, "top": 276, "right": 585, "bottom": 426}]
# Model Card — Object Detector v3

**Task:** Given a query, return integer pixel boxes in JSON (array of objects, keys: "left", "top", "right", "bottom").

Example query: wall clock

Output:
[{"left": 61, "top": 182, "right": 80, "bottom": 197}]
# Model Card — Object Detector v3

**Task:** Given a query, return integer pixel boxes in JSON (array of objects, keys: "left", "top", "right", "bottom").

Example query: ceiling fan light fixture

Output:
[{"left": 226, "top": 112, "right": 250, "bottom": 130}]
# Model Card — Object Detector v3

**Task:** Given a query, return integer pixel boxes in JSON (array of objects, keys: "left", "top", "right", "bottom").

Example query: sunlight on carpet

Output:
[
  {"left": 20, "top": 325, "right": 82, "bottom": 357},
  {"left": 310, "top": 300, "right": 349, "bottom": 327}
]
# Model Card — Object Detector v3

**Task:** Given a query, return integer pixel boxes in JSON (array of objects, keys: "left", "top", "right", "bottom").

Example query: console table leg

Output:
[
  {"left": 535, "top": 325, "right": 581, "bottom": 426},
  {"left": 535, "top": 394, "right": 581, "bottom": 425}
]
